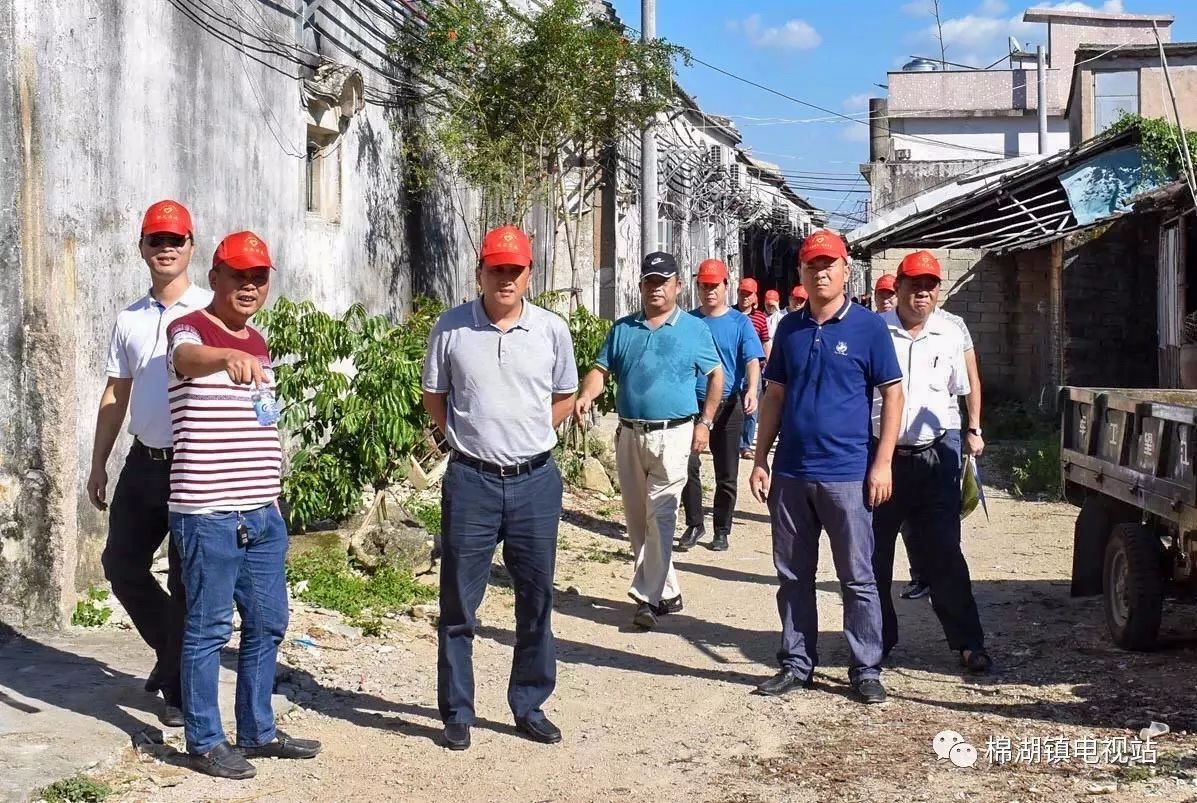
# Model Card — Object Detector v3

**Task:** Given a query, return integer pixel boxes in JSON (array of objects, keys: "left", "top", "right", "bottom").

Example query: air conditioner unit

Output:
[{"left": 895, "top": 148, "right": 912, "bottom": 161}]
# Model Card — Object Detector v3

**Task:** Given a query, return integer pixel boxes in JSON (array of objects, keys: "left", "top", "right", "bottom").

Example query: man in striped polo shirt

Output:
[
  {"left": 736, "top": 278, "right": 770, "bottom": 459},
  {"left": 166, "top": 231, "right": 319, "bottom": 780}
]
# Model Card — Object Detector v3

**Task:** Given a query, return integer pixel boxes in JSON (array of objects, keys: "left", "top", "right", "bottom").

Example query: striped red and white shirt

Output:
[{"left": 166, "top": 310, "right": 281, "bottom": 514}]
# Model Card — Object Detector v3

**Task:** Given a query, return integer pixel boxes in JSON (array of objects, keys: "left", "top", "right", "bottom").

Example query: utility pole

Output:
[
  {"left": 640, "top": 0, "right": 657, "bottom": 257},
  {"left": 1037, "top": 44, "right": 1047, "bottom": 155}
]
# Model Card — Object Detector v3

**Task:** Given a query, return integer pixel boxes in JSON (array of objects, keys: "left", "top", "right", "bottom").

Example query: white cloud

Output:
[
  {"left": 904, "top": 0, "right": 1123, "bottom": 68},
  {"left": 730, "top": 14, "right": 822, "bottom": 50},
  {"left": 843, "top": 93, "right": 871, "bottom": 110}
]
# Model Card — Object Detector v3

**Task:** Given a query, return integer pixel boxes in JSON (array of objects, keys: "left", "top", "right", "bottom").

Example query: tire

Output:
[
  {"left": 1072, "top": 496, "right": 1113, "bottom": 597},
  {"left": 1103, "top": 523, "right": 1164, "bottom": 651}
]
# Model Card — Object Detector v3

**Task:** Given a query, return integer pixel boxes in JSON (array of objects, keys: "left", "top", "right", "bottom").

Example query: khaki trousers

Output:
[{"left": 615, "top": 421, "right": 692, "bottom": 605}]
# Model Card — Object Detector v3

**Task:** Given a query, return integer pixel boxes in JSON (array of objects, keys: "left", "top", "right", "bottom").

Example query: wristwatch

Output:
[
  {"left": 699, "top": 417, "right": 714, "bottom": 430},
  {"left": 968, "top": 427, "right": 983, "bottom": 436}
]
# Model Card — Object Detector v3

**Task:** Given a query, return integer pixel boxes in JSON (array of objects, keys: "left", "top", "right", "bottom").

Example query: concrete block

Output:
[{"left": 967, "top": 302, "right": 1000, "bottom": 313}]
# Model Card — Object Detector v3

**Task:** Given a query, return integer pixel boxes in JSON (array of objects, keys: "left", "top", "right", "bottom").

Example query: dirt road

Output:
[{"left": 98, "top": 459, "right": 1197, "bottom": 803}]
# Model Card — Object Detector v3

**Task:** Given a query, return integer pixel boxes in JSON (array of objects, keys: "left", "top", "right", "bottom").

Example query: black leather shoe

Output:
[
  {"left": 676, "top": 526, "right": 703, "bottom": 552},
  {"left": 856, "top": 678, "right": 887, "bottom": 704},
  {"left": 655, "top": 595, "right": 683, "bottom": 616},
  {"left": 516, "top": 717, "right": 562, "bottom": 744},
  {"left": 632, "top": 602, "right": 658, "bottom": 630},
  {"left": 144, "top": 661, "right": 163, "bottom": 694},
  {"left": 752, "top": 669, "right": 813, "bottom": 696},
  {"left": 710, "top": 534, "right": 729, "bottom": 551},
  {"left": 961, "top": 648, "right": 993, "bottom": 675},
  {"left": 236, "top": 730, "right": 322, "bottom": 759},
  {"left": 191, "top": 741, "right": 256, "bottom": 780},
  {"left": 159, "top": 696, "right": 184, "bottom": 728},
  {"left": 443, "top": 723, "right": 471, "bottom": 751}
]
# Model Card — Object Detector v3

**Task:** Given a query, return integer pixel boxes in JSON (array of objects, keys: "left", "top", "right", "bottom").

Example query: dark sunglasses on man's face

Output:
[{"left": 143, "top": 233, "right": 188, "bottom": 249}]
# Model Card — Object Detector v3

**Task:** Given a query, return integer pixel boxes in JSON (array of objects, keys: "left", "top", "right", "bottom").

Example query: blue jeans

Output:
[
  {"left": 740, "top": 385, "right": 762, "bottom": 450},
  {"left": 171, "top": 504, "right": 289, "bottom": 754},
  {"left": 438, "top": 457, "right": 562, "bottom": 725},
  {"left": 768, "top": 476, "right": 883, "bottom": 684}
]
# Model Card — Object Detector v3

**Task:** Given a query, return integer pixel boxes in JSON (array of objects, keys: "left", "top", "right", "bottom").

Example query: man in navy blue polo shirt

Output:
[
  {"left": 576, "top": 252, "right": 722, "bottom": 630},
  {"left": 749, "top": 230, "right": 904, "bottom": 705}
]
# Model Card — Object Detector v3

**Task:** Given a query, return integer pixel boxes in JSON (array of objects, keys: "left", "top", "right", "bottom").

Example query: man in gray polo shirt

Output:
[{"left": 422, "top": 225, "right": 578, "bottom": 752}]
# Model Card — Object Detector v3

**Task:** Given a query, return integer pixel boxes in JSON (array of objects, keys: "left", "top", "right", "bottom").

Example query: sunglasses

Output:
[{"left": 143, "top": 234, "right": 189, "bottom": 249}]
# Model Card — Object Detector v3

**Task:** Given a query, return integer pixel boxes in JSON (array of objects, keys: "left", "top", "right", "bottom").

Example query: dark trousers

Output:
[
  {"left": 903, "top": 429, "right": 961, "bottom": 583},
  {"left": 101, "top": 444, "right": 184, "bottom": 701},
  {"left": 438, "top": 457, "right": 562, "bottom": 725},
  {"left": 682, "top": 395, "right": 744, "bottom": 537},
  {"left": 872, "top": 433, "right": 985, "bottom": 655},
  {"left": 768, "top": 476, "right": 883, "bottom": 685}
]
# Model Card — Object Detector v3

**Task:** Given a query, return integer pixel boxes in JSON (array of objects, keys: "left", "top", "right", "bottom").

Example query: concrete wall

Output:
[
  {"left": 1046, "top": 15, "right": 1170, "bottom": 107},
  {"left": 0, "top": 0, "right": 486, "bottom": 625},
  {"left": 864, "top": 159, "right": 994, "bottom": 218},
  {"left": 1071, "top": 57, "right": 1197, "bottom": 142},
  {"left": 893, "top": 116, "right": 1070, "bottom": 161}
]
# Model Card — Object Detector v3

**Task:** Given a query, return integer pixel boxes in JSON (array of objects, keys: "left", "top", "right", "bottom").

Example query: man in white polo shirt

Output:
[
  {"left": 870, "top": 251, "right": 990, "bottom": 675},
  {"left": 87, "top": 200, "right": 211, "bottom": 727}
]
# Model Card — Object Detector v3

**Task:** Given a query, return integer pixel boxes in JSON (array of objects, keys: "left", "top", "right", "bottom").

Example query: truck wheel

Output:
[
  {"left": 1072, "top": 496, "right": 1113, "bottom": 596},
  {"left": 1103, "top": 523, "right": 1164, "bottom": 651}
]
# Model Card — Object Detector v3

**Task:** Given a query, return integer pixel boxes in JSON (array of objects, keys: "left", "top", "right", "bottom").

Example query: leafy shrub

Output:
[
  {"left": 71, "top": 587, "right": 111, "bottom": 628},
  {"left": 258, "top": 296, "right": 445, "bottom": 528},
  {"left": 1011, "top": 435, "right": 1062, "bottom": 499},
  {"left": 38, "top": 776, "right": 112, "bottom": 803}
]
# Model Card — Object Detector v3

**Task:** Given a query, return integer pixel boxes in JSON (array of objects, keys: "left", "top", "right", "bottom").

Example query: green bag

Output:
[{"left": 961, "top": 455, "right": 980, "bottom": 521}]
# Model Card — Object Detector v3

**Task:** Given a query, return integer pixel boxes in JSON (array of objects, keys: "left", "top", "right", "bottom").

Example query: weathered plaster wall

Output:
[{"left": 0, "top": 0, "right": 475, "bottom": 625}]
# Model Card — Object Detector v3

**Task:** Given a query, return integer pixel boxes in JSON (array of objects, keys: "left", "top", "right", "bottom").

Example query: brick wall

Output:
[{"left": 1060, "top": 217, "right": 1159, "bottom": 389}]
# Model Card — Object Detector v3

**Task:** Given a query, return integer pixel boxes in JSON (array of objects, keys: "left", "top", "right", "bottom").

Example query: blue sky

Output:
[{"left": 608, "top": 0, "right": 1197, "bottom": 228}]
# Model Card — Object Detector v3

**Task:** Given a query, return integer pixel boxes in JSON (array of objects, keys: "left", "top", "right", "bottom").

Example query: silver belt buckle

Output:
[{"left": 499, "top": 463, "right": 519, "bottom": 477}]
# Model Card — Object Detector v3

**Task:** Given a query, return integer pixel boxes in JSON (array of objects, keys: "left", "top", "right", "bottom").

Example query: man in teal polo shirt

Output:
[
  {"left": 576, "top": 252, "right": 723, "bottom": 630},
  {"left": 749, "top": 230, "right": 904, "bottom": 705}
]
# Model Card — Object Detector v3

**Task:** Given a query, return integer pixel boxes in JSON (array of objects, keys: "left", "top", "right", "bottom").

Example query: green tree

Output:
[{"left": 393, "top": 0, "right": 685, "bottom": 282}]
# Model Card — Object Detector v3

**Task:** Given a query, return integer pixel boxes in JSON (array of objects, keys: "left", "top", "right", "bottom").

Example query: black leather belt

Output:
[
  {"left": 894, "top": 433, "right": 947, "bottom": 455},
  {"left": 451, "top": 450, "right": 551, "bottom": 477},
  {"left": 618, "top": 416, "right": 694, "bottom": 432},
  {"left": 132, "top": 439, "right": 173, "bottom": 461}
]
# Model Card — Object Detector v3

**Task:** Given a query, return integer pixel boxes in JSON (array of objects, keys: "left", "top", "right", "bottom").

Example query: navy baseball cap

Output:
[{"left": 641, "top": 251, "right": 678, "bottom": 279}]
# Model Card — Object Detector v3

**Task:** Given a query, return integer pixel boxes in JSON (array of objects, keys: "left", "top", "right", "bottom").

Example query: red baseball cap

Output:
[
  {"left": 874, "top": 274, "right": 897, "bottom": 293},
  {"left": 764, "top": 289, "right": 780, "bottom": 303},
  {"left": 141, "top": 200, "right": 192, "bottom": 237},
  {"left": 898, "top": 250, "right": 942, "bottom": 280},
  {"left": 790, "top": 284, "right": 808, "bottom": 301},
  {"left": 480, "top": 225, "right": 533, "bottom": 269},
  {"left": 799, "top": 229, "right": 849, "bottom": 264},
  {"left": 212, "top": 231, "right": 274, "bottom": 271},
  {"left": 738, "top": 277, "right": 758, "bottom": 294},
  {"left": 696, "top": 258, "right": 729, "bottom": 284}
]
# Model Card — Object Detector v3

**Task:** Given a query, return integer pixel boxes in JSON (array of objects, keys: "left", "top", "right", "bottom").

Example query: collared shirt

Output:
[
  {"left": 166, "top": 311, "right": 280, "bottom": 514},
  {"left": 595, "top": 305, "right": 720, "bottom": 421},
  {"left": 422, "top": 298, "right": 578, "bottom": 465},
  {"left": 763, "top": 298, "right": 902, "bottom": 482},
  {"left": 765, "top": 308, "right": 786, "bottom": 341},
  {"left": 934, "top": 308, "right": 974, "bottom": 431},
  {"left": 104, "top": 284, "right": 213, "bottom": 448},
  {"left": 744, "top": 307, "right": 769, "bottom": 349},
  {"left": 689, "top": 307, "right": 765, "bottom": 401},
  {"left": 871, "top": 310, "right": 970, "bottom": 447}
]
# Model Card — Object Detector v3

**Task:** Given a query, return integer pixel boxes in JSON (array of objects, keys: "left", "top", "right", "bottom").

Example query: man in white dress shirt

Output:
[
  {"left": 86, "top": 200, "right": 213, "bottom": 726},
  {"left": 869, "top": 250, "right": 990, "bottom": 675}
]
